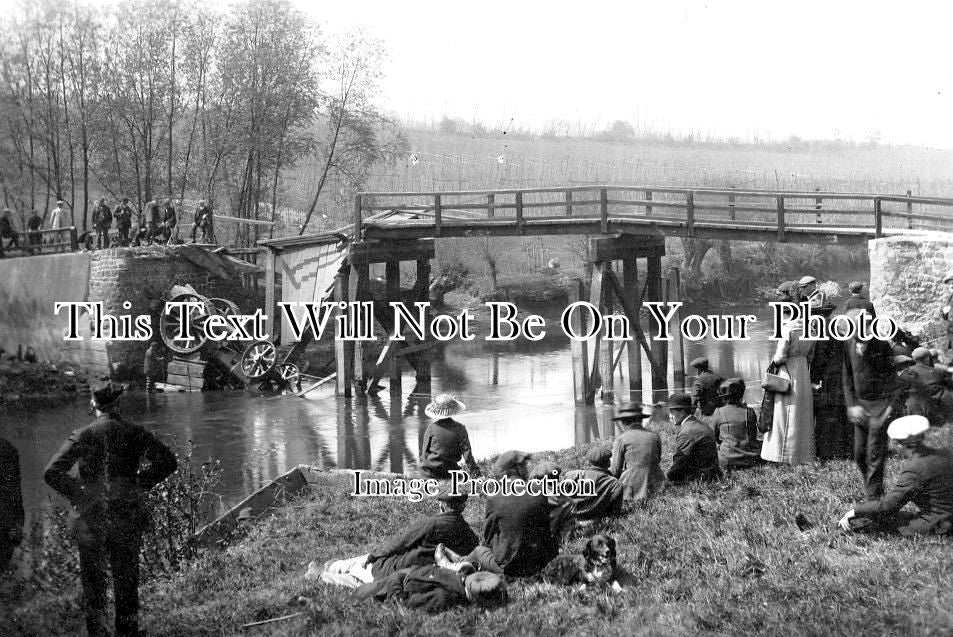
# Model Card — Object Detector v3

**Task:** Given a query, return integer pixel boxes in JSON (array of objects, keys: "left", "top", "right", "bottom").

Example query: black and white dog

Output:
[{"left": 541, "top": 534, "right": 623, "bottom": 591}]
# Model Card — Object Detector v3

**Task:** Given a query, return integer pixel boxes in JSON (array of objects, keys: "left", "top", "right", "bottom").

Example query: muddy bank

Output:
[{"left": 0, "top": 358, "right": 89, "bottom": 405}]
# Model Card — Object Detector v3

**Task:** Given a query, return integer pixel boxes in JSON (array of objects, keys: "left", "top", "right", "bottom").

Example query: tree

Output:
[
  {"left": 602, "top": 120, "right": 635, "bottom": 142},
  {"left": 299, "top": 28, "right": 407, "bottom": 235},
  {"left": 680, "top": 238, "right": 712, "bottom": 281}
]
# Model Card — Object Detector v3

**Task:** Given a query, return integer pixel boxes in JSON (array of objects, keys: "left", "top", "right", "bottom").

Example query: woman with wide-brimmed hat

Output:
[{"left": 419, "top": 394, "right": 481, "bottom": 479}]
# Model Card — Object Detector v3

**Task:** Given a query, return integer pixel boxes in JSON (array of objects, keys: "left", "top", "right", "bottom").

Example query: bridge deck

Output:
[{"left": 354, "top": 186, "right": 953, "bottom": 244}]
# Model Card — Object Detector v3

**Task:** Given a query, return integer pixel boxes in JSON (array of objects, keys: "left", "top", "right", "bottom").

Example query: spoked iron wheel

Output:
[
  {"left": 208, "top": 297, "right": 240, "bottom": 317},
  {"left": 276, "top": 363, "right": 301, "bottom": 391},
  {"left": 240, "top": 340, "right": 277, "bottom": 379},
  {"left": 159, "top": 293, "right": 209, "bottom": 354}
]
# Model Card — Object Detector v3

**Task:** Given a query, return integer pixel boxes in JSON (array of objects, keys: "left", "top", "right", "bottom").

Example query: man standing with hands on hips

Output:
[{"left": 44, "top": 381, "right": 177, "bottom": 637}]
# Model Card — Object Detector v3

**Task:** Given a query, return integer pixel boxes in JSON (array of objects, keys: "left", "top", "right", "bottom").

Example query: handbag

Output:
[{"left": 761, "top": 362, "right": 791, "bottom": 394}]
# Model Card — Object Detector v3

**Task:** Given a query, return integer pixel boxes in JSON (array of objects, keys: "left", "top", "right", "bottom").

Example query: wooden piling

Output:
[
  {"left": 622, "top": 257, "right": 641, "bottom": 400},
  {"left": 568, "top": 279, "right": 590, "bottom": 405},
  {"left": 599, "top": 262, "right": 614, "bottom": 401},
  {"left": 669, "top": 269, "right": 686, "bottom": 389},
  {"left": 415, "top": 258, "right": 432, "bottom": 385},
  {"left": 646, "top": 250, "right": 667, "bottom": 397},
  {"left": 385, "top": 259, "right": 401, "bottom": 393},
  {"left": 334, "top": 270, "right": 353, "bottom": 397}
]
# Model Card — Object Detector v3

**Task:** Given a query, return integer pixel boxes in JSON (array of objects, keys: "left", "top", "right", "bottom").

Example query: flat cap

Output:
[
  {"left": 492, "top": 450, "right": 531, "bottom": 475},
  {"left": 848, "top": 281, "right": 864, "bottom": 293},
  {"left": 777, "top": 281, "right": 794, "bottom": 293},
  {"left": 689, "top": 357, "right": 709, "bottom": 369},
  {"left": 798, "top": 275, "right": 816, "bottom": 286},
  {"left": 529, "top": 461, "right": 561, "bottom": 480},
  {"left": 667, "top": 392, "right": 693, "bottom": 410},
  {"left": 887, "top": 415, "right": 929, "bottom": 440},
  {"left": 912, "top": 347, "right": 932, "bottom": 361},
  {"left": 585, "top": 443, "right": 613, "bottom": 468}
]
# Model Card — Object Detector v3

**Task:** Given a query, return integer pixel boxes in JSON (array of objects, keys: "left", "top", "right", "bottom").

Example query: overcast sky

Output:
[
  {"left": 312, "top": 0, "right": 953, "bottom": 147},
  {"left": 2, "top": 0, "right": 949, "bottom": 147}
]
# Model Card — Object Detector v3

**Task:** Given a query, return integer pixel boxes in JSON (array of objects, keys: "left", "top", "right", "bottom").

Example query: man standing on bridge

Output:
[
  {"left": 92, "top": 198, "right": 112, "bottom": 249},
  {"left": 191, "top": 200, "right": 215, "bottom": 244},
  {"left": 50, "top": 200, "right": 70, "bottom": 230},
  {"left": 44, "top": 381, "right": 177, "bottom": 637},
  {"left": 113, "top": 198, "right": 134, "bottom": 247}
]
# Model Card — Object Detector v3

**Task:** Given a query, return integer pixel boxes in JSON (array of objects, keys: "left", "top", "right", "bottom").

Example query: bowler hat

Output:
[
  {"left": 91, "top": 380, "right": 124, "bottom": 407},
  {"left": 689, "top": 357, "right": 709, "bottom": 370},
  {"left": 718, "top": 377, "right": 745, "bottom": 398},
  {"left": 667, "top": 392, "right": 693, "bottom": 410},
  {"left": 848, "top": 281, "right": 864, "bottom": 294},
  {"left": 612, "top": 400, "right": 653, "bottom": 420},
  {"left": 492, "top": 450, "right": 531, "bottom": 475},
  {"left": 424, "top": 394, "right": 466, "bottom": 420},
  {"left": 887, "top": 415, "right": 929, "bottom": 441}
]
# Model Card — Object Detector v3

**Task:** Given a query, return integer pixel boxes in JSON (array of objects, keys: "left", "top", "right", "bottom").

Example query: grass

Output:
[{"left": 8, "top": 423, "right": 953, "bottom": 636}]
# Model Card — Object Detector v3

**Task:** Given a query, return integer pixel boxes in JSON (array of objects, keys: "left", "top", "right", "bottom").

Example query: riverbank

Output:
[
  {"left": 8, "top": 425, "right": 953, "bottom": 636},
  {"left": 0, "top": 358, "right": 88, "bottom": 405}
]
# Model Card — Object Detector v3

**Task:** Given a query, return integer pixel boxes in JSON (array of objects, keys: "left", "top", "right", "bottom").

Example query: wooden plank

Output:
[
  {"left": 874, "top": 197, "right": 883, "bottom": 238},
  {"left": 348, "top": 239, "right": 435, "bottom": 265},
  {"left": 645, "top": 190, "right": 653, "bottom": 216},
  {"left": 604, "top": 268, "right": 661, "bottom": 382},
  {"left": 487, "top": 193, "right": 495, "bottom": 218},
  {"left": 565, "top": 190, "right": 573, "bottom": 217},
  {"left": 600, "top": 188, "right": 609, "bottom": 233},
  {"left": 213, "top": 215, "right": 274, "bottom": 227},
  {"left": 192, "top": 467, "right": 310, "bottom": 550},
  {"left": 686, "top": 191, "right": 695, "bottom": 235},
  {"left": 777, "top": 196, "right": 786, "bottom": 241},
  {"left": 385, "top": 259, "right": 401, "bottom": 392},
  {"left": 434, "top": 194, "right": 442, "bottom": 236}
]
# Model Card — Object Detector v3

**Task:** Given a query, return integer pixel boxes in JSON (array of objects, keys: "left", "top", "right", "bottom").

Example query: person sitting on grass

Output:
[
  {"left": 666, "top": 392, "right": 723, "bottom": 483},
  {"left": 311, "top": 487, "right": 479, "bottom": 587},
  {"left": 609, "top": 401, "right": 665, "bottom": 504},
  {"left": 353, "top": 561, "right": 507, "bottom": 613},
  {"left": 418, "top": 394, "right": 481, "bottom": 480},
  {"left": 838, "top": 415, "right": 953, "bottom": 537},
  {"left": 711, "top": 378, "right": 763, "bottom": 470},
  {"left": 529, "top": 460, "right": 575, "bottom": 543},
  {"left": 463, "top": 450, "right": 561, "bottom": 577},
  {"left": 563, "top": 443, "right": 624, "bottom": 521}
]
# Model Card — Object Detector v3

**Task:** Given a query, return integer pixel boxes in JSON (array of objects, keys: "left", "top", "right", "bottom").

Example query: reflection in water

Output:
[{"left": 7, "top": 305, "right": 777, "bottom": 523}]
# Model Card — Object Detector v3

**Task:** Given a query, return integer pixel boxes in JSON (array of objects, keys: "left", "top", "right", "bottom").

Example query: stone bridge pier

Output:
[{"left": 869, "top": 232, "right": 953, "bottom": 353}]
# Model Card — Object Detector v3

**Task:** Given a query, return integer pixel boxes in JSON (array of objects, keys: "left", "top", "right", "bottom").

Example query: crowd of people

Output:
[
  {"left": 5, "top": 277, "right": 953, "bottom": 631},
  {"left": 0, "top": 198, "right": 216, "bottom": 255}
]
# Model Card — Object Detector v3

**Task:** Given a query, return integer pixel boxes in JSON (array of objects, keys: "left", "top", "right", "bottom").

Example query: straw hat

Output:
[
  {"left": 424, "top": 393, "right": 466, "bottom": 420},
  {"left": 887, "top": 415, "right": 929, "bottom": 441}
]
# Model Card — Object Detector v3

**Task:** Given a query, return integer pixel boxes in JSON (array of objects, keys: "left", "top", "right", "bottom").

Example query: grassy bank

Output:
[{"left": 9, "top": 425, "right": 953, "bottom": 636}]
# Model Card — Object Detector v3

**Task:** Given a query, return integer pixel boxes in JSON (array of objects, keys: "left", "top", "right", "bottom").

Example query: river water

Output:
[{"left": 4, "top": 305, "right": 777, "bottom": 522}]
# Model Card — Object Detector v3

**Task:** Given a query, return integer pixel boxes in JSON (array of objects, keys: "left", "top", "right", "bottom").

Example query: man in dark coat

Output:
[
  {"left": 143, "top": 199, "right": 161, "bottom": 244},
  {"left": 419, "top": 394, "right": 480, "bottom": 479},
  {"left": 690, "top": 357, "right": 724, "bottom": 420},
  {"left": 666, "top": 392, "right": 722, "bottom": 483},
  {"left": 92, "top": 198, "right": 112, "bottom": 249},
  {"left": 899, "top": 347, "right": 953, "bottom": 426},
  {"left": 608, "top": 401, "right": 664, "bottom": 503},
  {"left": 839, "top": 415, "right": 953, "bottom": 536},
  {"left": 841, "top": 309, "right": 901, "bottom": 499},
  {"left": 0, "top": 208, "right": 19, "bottom": 249},
  {"left": 843, "top": 281, "right": 876, "bottom": 316},
  {"left": 811, "top": 306, "right": 854, "bottom": 459},
  {"left": 44, "top": 381, "right": 177, "bottom": 637},
  {"left": 191, "top": 200, "right": 215, "bottom": 243},
  {"left": 113, "top": 198, "right": 134, "bottom": 246},
  {"left": 160, "top": 199, "right": 177, "bottom": 244},
  {"left": 564, "top": 443, "right": 623, "bottom": 520},
  {"left": 316, "top": 488, "right": 479, "bottom": 586},
  {"left": 0, "top": 436, "right": 24, "bottom": 571},
  {"left": 354, "top": 565, "right": 506, "bottom": 613},
  {"left": 477, "top": 450, "right": 559, "bottom": 577}
]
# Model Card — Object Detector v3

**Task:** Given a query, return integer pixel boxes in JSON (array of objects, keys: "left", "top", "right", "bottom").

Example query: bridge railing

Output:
[
  {"left": 0, "top": 227, "right": 78, "bottom": 258},
  {"left": 354, "top": 186, "right": 953, "bottom": 239}
]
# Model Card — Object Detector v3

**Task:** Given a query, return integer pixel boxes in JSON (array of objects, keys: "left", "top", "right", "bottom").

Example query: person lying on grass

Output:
[
  {"left": 839, "top": 415, "right": 953, "bottom": 537},
  {"left": 310, "top": 487, "right": 478, "bottom": 587},
  {"left": 353, "top": 562, "right": 507, "bottom": 613}
]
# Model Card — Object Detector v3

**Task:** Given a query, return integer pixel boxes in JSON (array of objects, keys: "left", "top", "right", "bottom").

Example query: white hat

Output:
[
  {"left": 887, "top": 415, "right": 929, "bottom": 441},
  {"left": 424, "top": 394, "right": 466, "bottom": 420},
  {"left": 798, "top": 275, "right": 816, "bottom": 286}
]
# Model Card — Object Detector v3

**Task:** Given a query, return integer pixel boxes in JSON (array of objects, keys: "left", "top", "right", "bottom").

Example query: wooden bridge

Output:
[
  {"left": 263, "top": 185, "right": 953, "bottom": 405},
  {"left": 352, "top": 186, "right": 953, "bottom": 244}
]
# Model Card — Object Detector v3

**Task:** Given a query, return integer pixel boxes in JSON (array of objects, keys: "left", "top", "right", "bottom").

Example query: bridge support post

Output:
[
  {"left": 386, "top": 259, "right": 402, "bottom": 394},
  {"left": 622, "top": 257, "right": 642, "bottom": 400},
  {"left": 414, "top": 257, "right": 432, "bottom": 389},
  {"left": 334, "top": 270, "right": 354, "bottom": 397},
  {"left": 568, "top": 278, "right": 590, "bottom": 405},
  {"left": 599, "top": 262, "right": 614, "bottom": 401},
  {"left": 646, "top": 247, "right": 668, "bottom": 399}
]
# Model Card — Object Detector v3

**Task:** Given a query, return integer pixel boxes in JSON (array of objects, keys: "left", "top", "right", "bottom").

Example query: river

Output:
[{"left": 3, "top": 304, "right": 778, "bottom": 523}]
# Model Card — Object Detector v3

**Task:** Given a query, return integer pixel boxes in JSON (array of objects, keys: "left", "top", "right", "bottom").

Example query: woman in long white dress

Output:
[{"left": 761, "top": 321, "right": 816, "bottom": 464}]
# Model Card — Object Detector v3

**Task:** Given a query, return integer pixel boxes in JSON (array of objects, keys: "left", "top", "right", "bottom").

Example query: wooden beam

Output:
[
  {"left": 263, "top": 249, "right": 276, "bottom": 338},
  {"left": 669, "top": 268, "right": 686, "bottom": 388},
  {"left": 348, "top": 239, "right": 435, "bottom": 265},
  {"left": 414, "top": 258, "right": 432, "bottom": 384},
  {"left": 568, "top": 279, "right": 590, "bottom": 405},
  {"left": 599, "top": 261, "right": 614, "bottom": 401},
  {"left": 349, "top": 261, "right": 370, "bottom": 389},
  {"left": 646, "top": 252, "right": 666, "bottom": 395},
  {"left": 214, "top": 214, "right": 274, "bottom": 227},
  {"left": 604, "top": 268, "right": 661, "bottom": 381},
  {"left": 386, "top": 259, "right": 401, "bottom": 392},
  {"left": 334, "top": 271, "right": 353, "bottom": 397},
  {"left": 590, "top": 235, "right": 665, "bottom": 262},
  {"left": 622, "top": 258, "right": 642, "bottom": 399},
  {"left": 587, "top": 263, "right": 606, "bottom": 401}
]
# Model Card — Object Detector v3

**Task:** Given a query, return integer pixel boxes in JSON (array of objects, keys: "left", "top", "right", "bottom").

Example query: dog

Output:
[{"left": 540, "top": 534, "right": 622, "bottom": 591}]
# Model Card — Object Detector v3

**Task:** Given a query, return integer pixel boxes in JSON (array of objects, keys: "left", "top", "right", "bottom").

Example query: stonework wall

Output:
[
  {"left": 869, "top": 232, "right": 953, "bottom": 348},
  {"left": 86, "top": 246, "right": 263, "bottom": 379}
]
